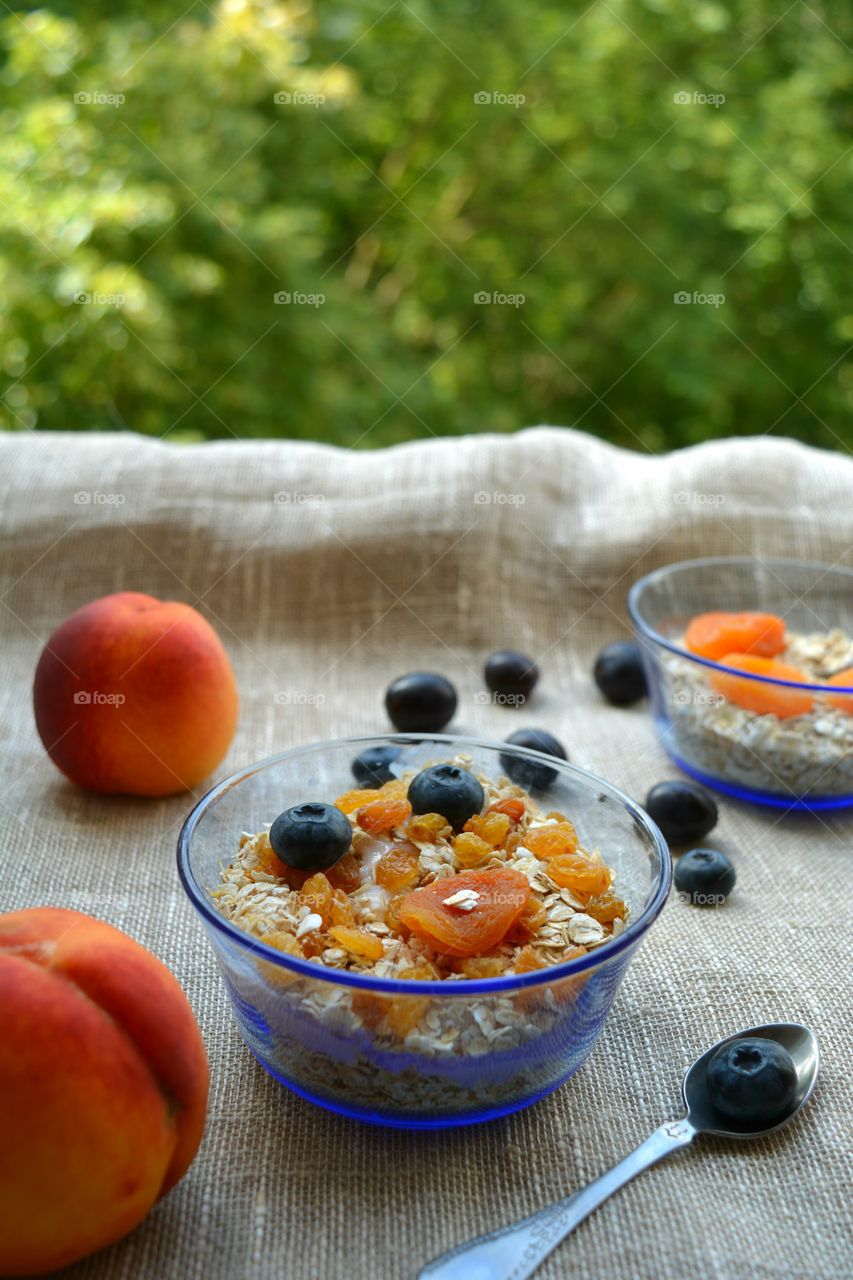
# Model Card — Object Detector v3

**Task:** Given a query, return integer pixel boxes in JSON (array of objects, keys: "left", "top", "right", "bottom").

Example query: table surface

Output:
[{"left": 1, "top": 427, "right": 851, "bottom": 1280}]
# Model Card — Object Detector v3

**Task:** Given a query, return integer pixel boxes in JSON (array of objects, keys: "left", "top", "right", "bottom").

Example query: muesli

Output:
[{"left": 211, "top": 757, "right": 630, "bottom": 1115}]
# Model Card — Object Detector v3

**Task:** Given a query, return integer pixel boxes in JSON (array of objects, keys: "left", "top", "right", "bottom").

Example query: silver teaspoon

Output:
[{"left": 419, "top": 1022, "right": 819, "bottom": 1280}]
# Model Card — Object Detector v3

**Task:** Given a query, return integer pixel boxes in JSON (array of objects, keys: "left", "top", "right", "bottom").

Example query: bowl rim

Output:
[
  {"left": 628, "top": 555, "right": 853, "bottom": 694},
  {"left": 176, "top": 733, "right": 671, "bottom": 996}
]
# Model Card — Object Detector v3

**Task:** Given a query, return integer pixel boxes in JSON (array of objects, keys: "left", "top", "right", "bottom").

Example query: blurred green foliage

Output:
[{"left": 1, "top": 0, "right": 851, "bottom": 449}]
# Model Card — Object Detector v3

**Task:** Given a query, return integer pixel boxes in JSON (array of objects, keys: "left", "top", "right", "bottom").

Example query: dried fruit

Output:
[
  {"left": 710, "top": 653, "right": 813, "bottom": 719},
  {"left": 408, "top": 812, "right": 452, "bottom": 843},
  {"left": 328, "top": 887, "right": 355, "bottom": 927},
  {"left": 464, "top": 811, "right": 512, "bottom": 848},
  {"left": 328, "top": 925, "right": 385, "bottom": 961},
  {"left": 488, "top": 797, "right": 525, "bottom": 822},
  {"left": 506, "top": 894, "right": 548, "bottom": 943},
  {"left": 357, "top": 797, "right": 413, "bottom": 833},
  {"left": 452, "top": 831, "right": 493, "bottom": 868},
  {"left": 298, "top": 872, "right": 333, "bottom": 923},
  {"left": 825, "top": 666, "right": 853, "bottom": 715},
  {"left": 583, "top": 892, "right": 627, "bottom": 923},
  {"left": 456, "top": 955, "right": 508, "bottom": 978},
  {"left": 398, "top": 868, "right": 530, "bottom": 957},
  {"left": 254, "top": 834, "right": 312, "bottom": 888},
  {"left": 375, "top": 844, "right": 421, "bottom": 892},
  {"left": 525, "top": 821, "right": 579, "bottom": 859},
  {"left": 326, "top": 850, "right": 362, "bottom": 894},
  {"left": 685, "top": 611, "right": 786, "bottom": 661},
  {"left": 514, "top": 945, "right": 545, "bottom": 974},
  {"left": 547, "top": 852, "right": 611, "bottom": 896},
  {"left": 264, "top": 930, "right": 303, "bottom": 957},
  {"left": 385, "top": 893, "right": 410, "bottom": 937},
  {"left": 351, "top": 990, "right": 389, "bottom": 1030},
  {"left": 334, "top": 787, "right": 380, "bottom": 814}
]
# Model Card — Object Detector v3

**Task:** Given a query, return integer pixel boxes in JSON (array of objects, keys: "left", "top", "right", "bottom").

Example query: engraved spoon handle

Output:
[{"left": 418, "top": 1118, "right": 696, "bottom": 1280}]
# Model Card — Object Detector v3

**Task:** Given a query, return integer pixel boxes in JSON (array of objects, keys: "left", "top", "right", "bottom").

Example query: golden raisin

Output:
[
  {"left": 352, "top": 989, "right": 389, "bottom": 1030},
  {"left": 264, "top": 930, "right": 303, "bottom": 957},
  {"left": 453, "top": 831, "right": 493, "bottom": 868},
  {"left": 300, "top": 930, "right": 329, "bottom": 959},
  {"left": 547, "top": 853, "right": 611, "bottom": 897},
  {"left": 334, "top": 787, "right": 380, "bottom": 814},
  {"left": 583, "top": 892, "right": 627, "bottom": 924},
  {"left": 377, "top": 778, "right": 409, "bottom": 800},
  {"left": 526, "top": 821, "right": 579, "bottom": 859},
  {"left": 456, "top": 955, "right": 508, "bottom": 978},
  {"left": 299, "top": 872, "right": 333, "bottom": 924},
  {"left": 357, "top": 798, "right": 413, "bottom": 833},
  {"left": 488, "top": 797, "right": 525, "bottom": 822},
  {"left": 327, "top": 850, "right": 362, "bottom": 894},
  {"left": 514, "top": 945, "right": 545, "bottom": 974},
  {"left": 328, "top": 925, "right": 384, "bottom": 961},
  {"left": 328, "top": 887, "right": 355, "bottom": 927},
  {"left": 464, "top": 811, "right": 511, "bottom": 849},
  {"left": 385, "top": 893, "right": 410, "bottom": 938},
  {"left": 375, "top": 844, "right": 421, "bottom": 892},
  {"left": 385, "top": 996, "right": 430, "bottom": 1039},
  {"left": 506, "top": 894, "right": 548, "bottom": 944},
  {"left": 408, "top": 812, "right": 452, "bottom": 843}
]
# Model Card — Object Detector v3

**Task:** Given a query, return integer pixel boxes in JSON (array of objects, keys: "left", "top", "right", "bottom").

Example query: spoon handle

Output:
[{"left": 418, "top": 1118, "right": 696, "bottom": 1280}]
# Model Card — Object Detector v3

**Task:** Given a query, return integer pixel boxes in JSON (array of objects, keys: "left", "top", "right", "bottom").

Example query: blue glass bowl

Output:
[
  {"left": 629, "top": 557, "right": 853, "bottom": 810},
  {"left": 177, "top": 734, "right": 670, "bottom": 1128}
]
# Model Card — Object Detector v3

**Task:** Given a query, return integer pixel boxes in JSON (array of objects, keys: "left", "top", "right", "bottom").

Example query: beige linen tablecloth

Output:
[{"left": 1, "top": 427, "right": 851, "bottom": 1280}]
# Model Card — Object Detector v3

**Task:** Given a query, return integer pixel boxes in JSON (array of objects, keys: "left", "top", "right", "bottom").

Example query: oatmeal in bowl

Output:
[
  {"left": 630, "top": 557, "right": 853, "bottom": 809},
  {"left": 178, "top": 735, "right": 670, "bottom": 1128}
]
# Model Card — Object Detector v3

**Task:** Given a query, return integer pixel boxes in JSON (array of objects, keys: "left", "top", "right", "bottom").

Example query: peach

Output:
[
  {"left": 0, "top": 907, "right": 209, "bottom": 1276},
  {"left": 33, "top": 591, "right": 238, "bottom": 796}
]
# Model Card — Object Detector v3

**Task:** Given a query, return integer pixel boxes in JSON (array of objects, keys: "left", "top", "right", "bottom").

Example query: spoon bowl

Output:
[{"left": 683, "top": 1021, "right": 820, "bottom": 1139}]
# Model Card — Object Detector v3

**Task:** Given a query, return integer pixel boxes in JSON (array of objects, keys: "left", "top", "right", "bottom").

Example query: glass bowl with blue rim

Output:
[
  {"left": 178, "top": 733, "right": 670, "bottom": 1128},
  {"left": 629, "top": 556, "right": 853, "bottom": 810}
]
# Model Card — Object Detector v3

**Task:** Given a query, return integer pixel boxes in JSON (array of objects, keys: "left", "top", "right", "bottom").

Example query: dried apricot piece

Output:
[
  {"left": 547, "top": 852, "right": 612, "bottom": 896},
  {"left": 710, "top": 653, "right": 814, "bottom": 719},
  {"left": 375, "top": 844, "right": 421, "bottom": 892},
  {"left": 398, "top": 868, "right": 531, "bottom": 958},
  {"left": 264, "top": 930, "right": 303, "bottom": 957},
  {"left": 525, "top": 821, "right": 579, "bottom": 859},
  {"left": 357, "top": 797, "right": 413, "bottom": 833},
  {"left": 826, "top": 667, "right": 853, "bottom": 715},
  {"left": 334, "top": 787, "right": 380, "bottom": 814},
  {"left": 453, "top": 831, "right": 493, "bottom": 868},
  {"left": 408, "top": 812, "right": 452, "bottom": 843},
  {"left": 328, "top": 925, "right": 385, "bottom": 961},
  {"left": 488, "top": 797, "right": 525, "bottom": 822},
  {"left": 464, "top": 811, "right": 512, "bottom": 848},
  {"left": 685, "top": 610, "right": 786, "bottom": 661}
]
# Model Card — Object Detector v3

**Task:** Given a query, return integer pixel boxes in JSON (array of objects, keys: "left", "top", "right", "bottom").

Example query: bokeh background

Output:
[{"left": 1, "top": 0, "right": 851, "bottom": 450}]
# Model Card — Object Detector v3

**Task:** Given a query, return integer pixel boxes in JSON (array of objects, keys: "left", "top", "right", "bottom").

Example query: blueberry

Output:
[
  {"left": 644, "top": 780, "right": 717, "bottom": 847},
  {"left": 484, "top": 650, "right": 540, "bottom": 705},
  {"left": 385, "top": 672, "right": 457, "bottom": 732},
  {"left": 593, "top": 641, "right": 647, "bottom": 706},
  {"left": 500, "top": 728, "right": 568, "bottom": 791},
  {"left": 706, "top": 1037, "right": 799, "bottom": 1128},
  {"left": 407, "top": 764, "right": 485, "bottom": 832},
  {"left": 675, "top": 847, "right": 736, "bottom": 906},
  {"left": 352, "top": 744, "right": 401, "bottom": 787},
  {"left": 269, "top": 802, "right": 352, "bottom": 871}
]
